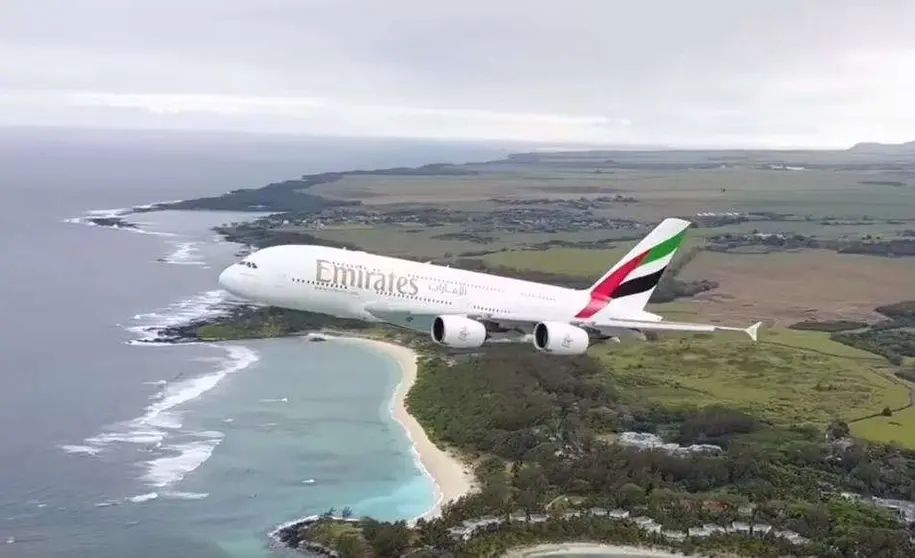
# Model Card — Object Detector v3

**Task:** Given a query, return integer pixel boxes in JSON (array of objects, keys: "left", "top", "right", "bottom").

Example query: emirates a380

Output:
[{"left": 218, "top": 218, "right": 761, "bottom": 354}]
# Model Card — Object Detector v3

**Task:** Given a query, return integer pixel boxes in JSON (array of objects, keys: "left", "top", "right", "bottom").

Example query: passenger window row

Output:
[{"left": 290, "top": 277, "right": 453, "bottom": 306}]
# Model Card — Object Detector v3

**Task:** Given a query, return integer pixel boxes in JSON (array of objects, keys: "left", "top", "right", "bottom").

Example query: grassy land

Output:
[
  {"left": 592, "top": 329, "right": 909, "bottom": 428},
  {"left": 760, "top": 328, "right": 887, "bottom": 359},
  {"left": 852, "top": 406, "right": 915, "bottom": 448}
]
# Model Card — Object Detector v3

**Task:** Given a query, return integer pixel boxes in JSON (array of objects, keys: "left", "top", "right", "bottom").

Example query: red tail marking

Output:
[{"left": 574, "top": 251, "right": 649, "bottom": 319}]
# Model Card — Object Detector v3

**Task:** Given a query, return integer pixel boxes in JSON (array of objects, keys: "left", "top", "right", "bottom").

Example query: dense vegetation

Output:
[
  {"left": 788, "top": 320, "right": 869, "bottom": 333},
  {"left": 290, "top": 346, "right": 914, "bottom": 556},
  {"left": 213, "top": 221, "right": 363, "bottom": 250},
  {"left": 707, "top": 232, "right": 915, "bottom": 257},
  {"left": 399, "top": 346, "right": 915, "bottom": 556},
  {"left": 154, "top": 305, "right": 373, "bottom": 343},
  {"left": 152, "top": 165, "right": 477, "bottom": 213},
  {"left": 829, "top": 302, "right": 915, "bottom": 365}
]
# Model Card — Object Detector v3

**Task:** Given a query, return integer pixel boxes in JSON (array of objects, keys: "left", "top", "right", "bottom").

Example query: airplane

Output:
[{"left": 217, "top": 217, "right": 762, "bottom": 354}]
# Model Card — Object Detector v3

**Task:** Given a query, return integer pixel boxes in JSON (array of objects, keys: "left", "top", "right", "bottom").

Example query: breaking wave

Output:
[
  {"left": 124, "top": 289, "right": 232, "bottom": 345},
  {"left": 60, "top": 201, "right": 260, "bottom": 493},
  {"left": 63, "top": 345, "right": 259, "bottom": 489}
]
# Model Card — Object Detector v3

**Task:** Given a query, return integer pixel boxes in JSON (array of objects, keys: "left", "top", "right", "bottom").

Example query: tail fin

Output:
[{"left": 574, "top": 218, "right": 691, "bottom": 319}]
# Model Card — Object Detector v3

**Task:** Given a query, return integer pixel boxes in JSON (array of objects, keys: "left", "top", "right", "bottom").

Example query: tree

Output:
[
  {"left": 619, "top": 483, "right": 646, "bottom": 507},
  {"left": 827, "top": 419, "right": 850, "bottom": 439},
  {"left": 362, "top": 519, "right": 411, "bottom": 557},
  {"left": 335, "top": 532, "right": 369, "bottom": 558}
]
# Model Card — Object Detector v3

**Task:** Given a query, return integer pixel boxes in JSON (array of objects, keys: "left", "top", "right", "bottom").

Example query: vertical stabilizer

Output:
[{"left": 574, "top": 218, "right": 691, "bottom": 318}]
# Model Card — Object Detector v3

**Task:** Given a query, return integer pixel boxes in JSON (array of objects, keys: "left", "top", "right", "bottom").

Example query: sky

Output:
[{"left": 1, "top": 0, "right": 913, "bottom": 147}]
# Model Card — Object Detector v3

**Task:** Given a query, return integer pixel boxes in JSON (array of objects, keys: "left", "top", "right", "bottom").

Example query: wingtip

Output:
[{"left": 746, "top": 321, "right": 763, "bottom": 342}]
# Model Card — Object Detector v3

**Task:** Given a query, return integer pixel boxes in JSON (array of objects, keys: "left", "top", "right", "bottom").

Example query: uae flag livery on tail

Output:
[{"left": 575, "top": 218, "right": 690, "bottom": 319}]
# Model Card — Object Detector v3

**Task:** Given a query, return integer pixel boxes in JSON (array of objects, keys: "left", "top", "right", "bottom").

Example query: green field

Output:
[
  {"left": 852, "top": 406, "right": 915, "bottom": 448},
  {"left": 593, "top": 329, "right": 909, "bottom": 429},
  {"left": 760, "top": 328, "right": 890, "bottom": 360}
]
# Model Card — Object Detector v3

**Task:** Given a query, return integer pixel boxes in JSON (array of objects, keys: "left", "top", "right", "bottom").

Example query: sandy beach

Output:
[
  {"left": 332, "top": 335, "right": 476, "bottom": 519},
  {"left": 502, "top": 543, "right": 692, "bottom": 557}
]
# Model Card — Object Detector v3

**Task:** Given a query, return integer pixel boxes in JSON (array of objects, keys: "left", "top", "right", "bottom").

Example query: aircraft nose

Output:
[{"left": 218, "top": 265, "right": 242, "bottom": 296}]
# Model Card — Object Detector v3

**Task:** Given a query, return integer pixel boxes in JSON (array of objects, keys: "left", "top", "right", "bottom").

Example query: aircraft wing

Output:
[
  {"left": 581, "top": 316, "right": 762, "bottom": 342},
  {"left": 362, "top": 302, "right": 762, "bottom": 342}
]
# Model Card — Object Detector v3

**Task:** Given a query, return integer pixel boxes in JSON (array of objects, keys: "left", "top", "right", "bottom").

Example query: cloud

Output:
[{"left": 1, "top": 0, "right": 914, "bottom": 146}]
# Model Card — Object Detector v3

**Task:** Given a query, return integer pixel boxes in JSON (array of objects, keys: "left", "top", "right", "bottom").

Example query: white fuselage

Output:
[{"left": 218, "top": 244, "right": 594, "bottom": 328}]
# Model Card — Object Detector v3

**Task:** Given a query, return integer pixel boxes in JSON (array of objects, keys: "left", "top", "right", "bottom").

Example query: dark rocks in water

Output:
[
  {"left": 309, "top": 336, "right": 327, "bottom": 342},
  {"left": 87, "top": 216, "right": 140, "bottom": 229}
]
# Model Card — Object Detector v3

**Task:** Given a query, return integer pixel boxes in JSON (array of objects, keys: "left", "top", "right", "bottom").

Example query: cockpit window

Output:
[{"left": 240, "top": 260, "right": 258, "bottom": 269}]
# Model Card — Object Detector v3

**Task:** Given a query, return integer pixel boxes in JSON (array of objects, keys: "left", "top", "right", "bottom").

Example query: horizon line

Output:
[{"left": 0, "top": 123, "right": 899, "bottom": 152}]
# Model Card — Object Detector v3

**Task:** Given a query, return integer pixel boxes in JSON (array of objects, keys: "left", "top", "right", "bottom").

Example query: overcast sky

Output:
[{"left": 1, "top": 0, "right": 913, "bottom": 147}]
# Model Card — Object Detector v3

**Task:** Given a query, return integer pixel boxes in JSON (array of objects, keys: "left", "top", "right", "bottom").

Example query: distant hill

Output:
[{"left": 847, "top": 140, "right": 915, "bottom": 155}]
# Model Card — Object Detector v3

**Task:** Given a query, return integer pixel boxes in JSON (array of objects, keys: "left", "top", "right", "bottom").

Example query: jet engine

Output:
[
  {"left": 532, "top": 321, "right": 590, "bottom": 355},
  {"left": 431, "top": 315, "right": 487, "bottom": 349}
]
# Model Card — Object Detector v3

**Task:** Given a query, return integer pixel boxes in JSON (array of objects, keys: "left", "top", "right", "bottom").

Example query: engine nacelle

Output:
[
  {"left": 532, "top": 321, "right": 590, "bottom": 355},
  {"left": 431, "top": 315, "right": 487, "bottom": 349}
]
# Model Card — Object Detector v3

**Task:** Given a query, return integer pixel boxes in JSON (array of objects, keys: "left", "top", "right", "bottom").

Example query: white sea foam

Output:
[
  {"left": 143, "top": 434, "right": 223, "bottom": 488},
  {"left": 160, "top": 240, "right": 206, "bottom": 266},
  {"left": 125, "top": 289, "right": 232, "bottom": 344},
  {"left": 58, "top": 445, "right": 101, "bottom": 456},
  {"left": 161, "top": 491, "right": 209, "bottom": 500},
  {"left": 127, "top": 492, "right": 159, "bottom": 503},
  {"left": 61, "top": 201, "right": 261, "bottom": 494},
  {"left": 107, "top": 489, "right": 210, "bottom": 506},
  {"left": 63, "top": 207, "right": 179, "bottom": 238},
  {"left": 131, "top": 200, "right": 185, "bottom": 211}
]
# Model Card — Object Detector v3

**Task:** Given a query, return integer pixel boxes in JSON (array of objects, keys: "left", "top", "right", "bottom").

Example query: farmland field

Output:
[
  {"left": 593, "top": 329, "right": 908, "bottom": 429},
  {"left": 677, "top": 249, "right": 915, "bottom": 324}
]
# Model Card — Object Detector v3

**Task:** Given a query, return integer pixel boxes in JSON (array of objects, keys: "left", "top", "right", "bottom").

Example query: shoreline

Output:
[
  {"left": 502, "top": 543, "right": 695, "bottom": 557},
  {"left": 329, "top": 335, "right": 476, "bottom": 520}
]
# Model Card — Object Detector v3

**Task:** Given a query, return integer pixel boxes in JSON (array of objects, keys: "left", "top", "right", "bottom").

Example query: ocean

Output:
[{"left": 0, "top": 128, "right": 508, "bottom": 557}]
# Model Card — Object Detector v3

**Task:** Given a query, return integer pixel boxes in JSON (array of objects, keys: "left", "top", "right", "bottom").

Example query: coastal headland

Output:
[{"left": 140, "top": 145, "right": 915, "bottom": 557}]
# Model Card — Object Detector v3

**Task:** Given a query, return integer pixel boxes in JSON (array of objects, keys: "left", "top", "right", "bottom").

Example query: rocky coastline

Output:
[
  {"left": 86, "top": 216, "right": 140, "bottom": 230},
  {"left": 138, "top": 304, "right": 375, "bottom": 345}
]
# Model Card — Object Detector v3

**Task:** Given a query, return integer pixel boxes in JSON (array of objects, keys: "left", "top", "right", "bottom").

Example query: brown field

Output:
[{"left": 677, "top": 249, "right": 915, "bottom": 324}]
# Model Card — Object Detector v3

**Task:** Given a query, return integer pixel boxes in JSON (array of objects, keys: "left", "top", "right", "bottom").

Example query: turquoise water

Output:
[{"left": 130, "top": 337, "right": 437, "bottom": 557}]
